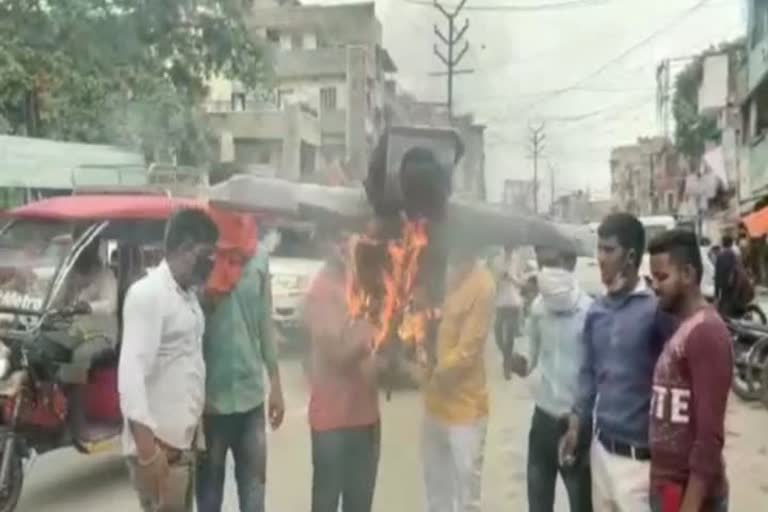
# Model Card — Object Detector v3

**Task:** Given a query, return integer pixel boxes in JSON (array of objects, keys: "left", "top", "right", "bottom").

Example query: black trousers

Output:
[
  {"left": 495, "top": 306, "right": 520, "bottom": 378},
  {"left": 311, "top": 423, "right": 380, "bottom": 512},
  {"left": 527, "top": 407, "right": 592, "bottom": 512}
]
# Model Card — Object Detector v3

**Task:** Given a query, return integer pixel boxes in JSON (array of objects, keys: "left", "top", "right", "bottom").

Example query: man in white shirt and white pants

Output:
[{"left": 119, "top": 209, "right": 218, "bottom": 512}]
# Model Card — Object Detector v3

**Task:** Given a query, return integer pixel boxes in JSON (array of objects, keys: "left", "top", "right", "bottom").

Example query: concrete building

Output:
[
  {"left": 502, "top": 179, "right": 535, "bottom": 213},
  {"left": 741, "top": 0, "right": 768, "bottom": 202},
  {"left": 241, "top": 1, "right": 396, "bottom": 182},
  {"left": 206, "top": 90, "right": 321, "bottom": 182},
  {"left": 610, "top": 137, "right": 685, "bottom": 216}
]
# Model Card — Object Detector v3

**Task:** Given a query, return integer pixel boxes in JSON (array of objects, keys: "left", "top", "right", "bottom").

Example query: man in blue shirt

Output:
[{"left": 560, "top": 213, "right": 672, "bottom": 512}]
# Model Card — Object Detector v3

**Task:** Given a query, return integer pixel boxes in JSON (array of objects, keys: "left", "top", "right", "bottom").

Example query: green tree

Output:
[{"left": 0, "top": 0, "right": 270, "bottom": 165}]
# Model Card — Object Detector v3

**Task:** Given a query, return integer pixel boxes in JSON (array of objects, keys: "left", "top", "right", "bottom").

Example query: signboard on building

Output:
[{"left": 698, "top": 54, "right": 729, "bottom": 115}]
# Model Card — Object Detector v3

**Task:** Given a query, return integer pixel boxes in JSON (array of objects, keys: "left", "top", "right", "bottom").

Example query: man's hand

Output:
[
  {"left": 558, "top": 415, "right": 579, "bottom": 467},
  {"left": 136, "top": 447, "right": 170, "bottom": 506},
  {"left": 268, "top": 386, "right": 285, "bottom": 430},
  {"left": 507, "top": 353, "right": 528, "bottom": 377}
]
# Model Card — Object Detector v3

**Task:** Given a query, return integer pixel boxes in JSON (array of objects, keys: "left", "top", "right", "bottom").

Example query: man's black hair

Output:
[
  {"left": 597, "top": 213, "right": 645, "bottom": 269},
  {"left": 648, "top": 229, "right": 703, "bottom": 284},
  {"left": 164, "top": 208, "right": 218, "bottom": 253},
  {"left": 722, "top": 234, "right": 734, "bottom": 248}
]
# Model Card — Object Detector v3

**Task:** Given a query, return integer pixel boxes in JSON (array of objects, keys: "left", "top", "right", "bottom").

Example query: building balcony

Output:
[
  {"left": 206, "top": 105, "right": 320, "bottom": 146},
  {"left": 749, "top": 132, "right": 768, "bottom": 194},
  {"left": 747, "top": 36, "right": 768, "bottom": 96},
  {"left": 273, "top": 47, "right": 375, "bottom": 81}
]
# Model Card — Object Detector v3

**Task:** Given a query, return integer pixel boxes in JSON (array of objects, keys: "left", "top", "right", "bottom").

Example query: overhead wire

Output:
[
  {"left": 401, "top": 0, "right": 618, "bottom": 12},
  {"left": 502, "top": 0, "right": 713, "bottom": 117}
]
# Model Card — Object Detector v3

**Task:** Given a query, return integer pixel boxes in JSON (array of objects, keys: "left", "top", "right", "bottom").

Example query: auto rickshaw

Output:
[{"left": 0, "top": 194, "right": 208, "bottom": 512}]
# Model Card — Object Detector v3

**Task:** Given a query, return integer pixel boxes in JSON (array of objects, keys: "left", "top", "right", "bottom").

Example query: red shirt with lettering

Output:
[{"left": 650, "top": 307, "right": 732, "bottom": 500}]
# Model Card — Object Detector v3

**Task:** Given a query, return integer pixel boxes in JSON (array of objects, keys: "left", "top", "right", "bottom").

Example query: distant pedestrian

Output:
[
  {"left": 560, "top": 213, "right": 674, "bottom": 512},
  {"left": 119, "top": 208, "right": 218, "bottom": 512},
  {"left": 419, "top": 246, "right": 495, "bottom": 512},
  {"left": 714, "top": 235, "right": 738, "bottom": 314},
  {"left": 512, "top": 246, "right": 592, "bottom": 512},
  {"left": 196, "top": 242, "right": 285, "bottom": 512},
  {"left": 491, "top": 244, "right": 526, "bottom": 379},
  {"left": 648, "top": 230, "right": 731, "bottom": 512},
  {"left": 303, "top": 232, "right": 382, "bottom": 512}
]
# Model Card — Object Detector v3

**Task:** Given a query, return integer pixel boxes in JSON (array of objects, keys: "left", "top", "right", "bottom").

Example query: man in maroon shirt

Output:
[{"left": 647, "top": 229, "right": 732, "bottom": 512}]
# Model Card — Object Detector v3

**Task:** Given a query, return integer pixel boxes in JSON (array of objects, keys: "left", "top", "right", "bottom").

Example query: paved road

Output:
[{"left": 15, "top": 344, "right": 768, "bottom": 512}]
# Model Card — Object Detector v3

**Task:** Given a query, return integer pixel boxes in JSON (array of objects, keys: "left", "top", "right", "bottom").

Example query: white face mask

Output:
[
  {"left": 537, "top": 266, "right": 579, "bottom": 311},
  {"left": 538, "top": 267, "right": 575, "bottom": 296}
]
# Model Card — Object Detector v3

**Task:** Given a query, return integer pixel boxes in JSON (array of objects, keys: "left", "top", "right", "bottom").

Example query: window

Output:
[
  {"left": 291, "top": 33, "right": 303, "bottom": 50},
  {"left": 753, "top": 2, "right": 768, "bottom": 48},
  {"left": 277, "top": 89, "right": 294, "bottom": 109},
  {"left": 320, "top": 87, "right": 337, "bottom": 110},
  {"left": 231, "top": 93, "right": 246, "bottom": 112},
  {"left": 266, "top": 29, "right": 279, "bottom": 43}
]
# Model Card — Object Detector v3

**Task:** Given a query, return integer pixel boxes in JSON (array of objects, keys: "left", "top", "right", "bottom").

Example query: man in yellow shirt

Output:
[{"left": 420, "top": 246, "right": 495, "bottom": 512}]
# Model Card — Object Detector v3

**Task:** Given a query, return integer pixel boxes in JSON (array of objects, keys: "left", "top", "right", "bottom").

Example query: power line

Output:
[
  {"left": 403, "top": 0, "right": 616, "bottom": 12},
  {"left": 507, "top": 0, "right": 713, "bottom": 117}
]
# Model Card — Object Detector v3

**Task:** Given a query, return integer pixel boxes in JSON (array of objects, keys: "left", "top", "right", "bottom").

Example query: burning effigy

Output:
[{"left": 345, "top": 215, "right": 434, "bottom": 372}]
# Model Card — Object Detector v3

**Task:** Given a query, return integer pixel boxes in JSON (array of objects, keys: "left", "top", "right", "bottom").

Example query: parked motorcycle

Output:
[{"left": 726, "top": 318, "right": 768, "bottom": 402}]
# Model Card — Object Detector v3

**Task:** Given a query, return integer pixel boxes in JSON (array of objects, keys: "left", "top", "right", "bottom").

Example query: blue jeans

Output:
[{"left": 196, "top": 405, "right": 266, "bottom": 512}]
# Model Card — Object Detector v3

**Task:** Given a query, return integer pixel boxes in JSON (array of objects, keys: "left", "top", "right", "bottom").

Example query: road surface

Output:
[{"left": 15, "top": 343, "right": 768, "bottom": 512}]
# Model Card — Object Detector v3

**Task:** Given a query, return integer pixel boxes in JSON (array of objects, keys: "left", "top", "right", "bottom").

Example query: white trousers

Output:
[
  {"left": 590, "top": 438, "right": 650, "bottom": 512},
  {"left": 422, "top": 414, "right": 488, "bottom": 512}
]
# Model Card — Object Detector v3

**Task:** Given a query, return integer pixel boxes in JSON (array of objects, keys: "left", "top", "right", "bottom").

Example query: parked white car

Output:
[{"left": 263, "top": 226, "right": 324, "bottom": 347}]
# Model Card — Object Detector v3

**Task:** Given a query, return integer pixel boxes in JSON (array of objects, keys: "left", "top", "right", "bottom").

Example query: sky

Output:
[{"left": 307, "top": 0, "right": 746, "bottom": 205}]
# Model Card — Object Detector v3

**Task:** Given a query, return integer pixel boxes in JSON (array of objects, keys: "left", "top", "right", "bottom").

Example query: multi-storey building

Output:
[
  {"left": 610, "top": 137, "right": 684, "bottom": 216},
  {"left": 207, "top": 0, "right": 397, "bottom": 183}
]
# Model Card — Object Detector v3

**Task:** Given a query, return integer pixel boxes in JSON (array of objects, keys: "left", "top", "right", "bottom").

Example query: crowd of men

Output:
[{"left": 115, "top": 207, "right": 733, "bottom": 512}]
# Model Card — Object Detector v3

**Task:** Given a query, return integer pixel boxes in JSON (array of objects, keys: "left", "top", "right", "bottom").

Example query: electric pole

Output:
[
  {"left": 527, "top": 123, "right": 546, "bottom": 215},
  {"left": 431, "top": 0, "right": 472, "bottom": 119},
  {"left": 548, "top": 161, "right": 557, "bottom": 217}
]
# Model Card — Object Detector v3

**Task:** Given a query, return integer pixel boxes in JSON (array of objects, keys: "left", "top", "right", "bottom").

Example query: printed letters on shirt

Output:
[{"left": 651, "top": 385, "right": 691, "bottom": 424}]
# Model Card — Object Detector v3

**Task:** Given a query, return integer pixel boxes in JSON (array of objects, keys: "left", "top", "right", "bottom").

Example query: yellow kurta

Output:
[{"left": 425, "top": 264, "right": 496, "bottom": 424}]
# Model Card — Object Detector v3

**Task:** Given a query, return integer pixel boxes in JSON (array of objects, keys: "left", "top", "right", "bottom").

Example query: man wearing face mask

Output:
[
  {"left": 119, "top": 208, "right": 219, "bottom": 512},
  {"left": 511, "top": 246, "right": 592, "bottom": 512},
  {"left": 559, "top": 213, "right": 674, "bottom": 512}
]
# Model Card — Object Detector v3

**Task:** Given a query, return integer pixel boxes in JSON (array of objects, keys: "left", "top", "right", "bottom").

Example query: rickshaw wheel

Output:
[{"left": 0, "top": 451, "right": 22, "bottom": 512}]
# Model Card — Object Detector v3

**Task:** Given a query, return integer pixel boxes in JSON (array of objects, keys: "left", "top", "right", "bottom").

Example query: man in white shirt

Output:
[{"left": 119, "top": 208, "right": 218, "bottom": 512}]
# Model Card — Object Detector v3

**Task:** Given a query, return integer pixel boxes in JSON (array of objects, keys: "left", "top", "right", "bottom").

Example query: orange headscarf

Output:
[{"left": 205, "top": 207, "right": 258, "bottom": 297}]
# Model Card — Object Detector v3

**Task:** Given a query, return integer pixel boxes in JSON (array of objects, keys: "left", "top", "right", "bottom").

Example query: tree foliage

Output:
[
  {"left": 672, "top": 39, "right": 745, "bottom": 163},
  {"left": 0, "top": 0, "right": 270, "bottom": 165}
]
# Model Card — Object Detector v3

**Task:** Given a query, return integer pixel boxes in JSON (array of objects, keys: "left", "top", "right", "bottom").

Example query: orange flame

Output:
[{"left": 346, "top": 217, "right": 431, "bottom": 352}]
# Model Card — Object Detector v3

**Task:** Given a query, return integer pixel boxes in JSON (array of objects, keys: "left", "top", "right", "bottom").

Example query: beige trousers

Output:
[{"left": 126, "top": 452, "right": 195, "bottom": 512}]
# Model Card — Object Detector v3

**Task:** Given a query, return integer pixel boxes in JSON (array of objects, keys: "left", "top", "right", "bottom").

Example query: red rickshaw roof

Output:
[{"left": 7, "top": 195, "right": 207, "bottom": 221}]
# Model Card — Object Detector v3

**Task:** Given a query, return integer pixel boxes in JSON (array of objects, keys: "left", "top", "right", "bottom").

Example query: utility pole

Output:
[
  {"left": 548, "top": 161, "right": 557, "bottom": 216},
  {"left": 527, "top": 123, "right": 546, "bottom": 215},
  {"left": 431, "top": 0, "right": 472, "bottom": 119}
]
